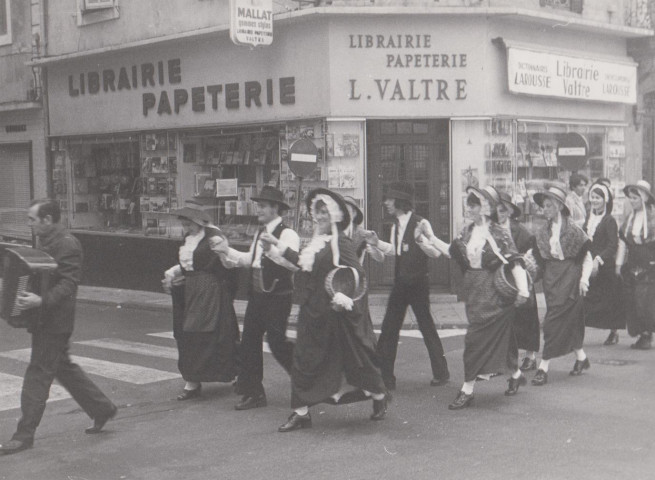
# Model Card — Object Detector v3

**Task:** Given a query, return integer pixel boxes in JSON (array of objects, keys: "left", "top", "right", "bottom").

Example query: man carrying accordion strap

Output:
[{"left": 0, "top": 200, "right": 117, "bottom": 455}]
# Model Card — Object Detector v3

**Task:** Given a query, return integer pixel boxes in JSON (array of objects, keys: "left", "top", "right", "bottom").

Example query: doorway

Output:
[{"left": 366, "top": 120, "right": 450, "bottom": 287}]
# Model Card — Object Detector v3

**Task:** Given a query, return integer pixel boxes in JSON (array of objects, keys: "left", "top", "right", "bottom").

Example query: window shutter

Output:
[{"left": 0, "top": 144, "right": 32, "bottom": 240}]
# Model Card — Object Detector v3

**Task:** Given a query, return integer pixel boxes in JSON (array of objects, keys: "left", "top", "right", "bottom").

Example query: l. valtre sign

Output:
[
  {"left": 507, "top": 46, "right": 636, "bottom": 104},
  {"left": 66, "top": 59, "right": 295, "bottom": 116}
]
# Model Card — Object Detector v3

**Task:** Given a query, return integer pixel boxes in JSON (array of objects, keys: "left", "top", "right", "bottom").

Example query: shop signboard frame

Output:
[{"left": 230, "top": 0, "right": 274, "bottom": 47}]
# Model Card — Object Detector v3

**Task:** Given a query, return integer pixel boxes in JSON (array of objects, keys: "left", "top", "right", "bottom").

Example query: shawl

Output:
[
  {"left": 536, "top": 216, "right": 589, "bottom": 260},
  {"left": 620, "top": 205, "right": 655, "bottom": 245}
]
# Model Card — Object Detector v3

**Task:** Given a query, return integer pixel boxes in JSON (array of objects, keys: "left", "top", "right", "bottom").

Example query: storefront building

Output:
[{"left": 38, "top": 7, "right": 650, "bottom": 291}]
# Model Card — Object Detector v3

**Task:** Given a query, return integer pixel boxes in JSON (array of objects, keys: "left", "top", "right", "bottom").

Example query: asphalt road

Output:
[{"left": 0, "top": 303, "right": 654, "bottom": 480}]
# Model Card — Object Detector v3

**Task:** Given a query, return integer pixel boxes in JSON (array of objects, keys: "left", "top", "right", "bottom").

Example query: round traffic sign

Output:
[{"left": 287, "top": 138, "right": 319, "bottom": 178}]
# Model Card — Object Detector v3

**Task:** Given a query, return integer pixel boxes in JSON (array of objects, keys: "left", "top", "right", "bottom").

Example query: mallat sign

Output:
[
  {"left": 230, "top": 0, "right": 273, "bottom": 47},
  {"left": 507, "top": 46, "right": 636, "bottom": 104}
]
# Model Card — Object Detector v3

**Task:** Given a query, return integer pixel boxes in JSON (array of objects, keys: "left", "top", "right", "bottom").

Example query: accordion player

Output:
[{"left": 1, "top": 247, "right": 57, "bottom": 328}]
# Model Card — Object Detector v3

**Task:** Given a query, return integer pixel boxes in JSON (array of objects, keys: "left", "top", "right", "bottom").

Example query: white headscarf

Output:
[
  {"left": 297, "top": 194, "right": 344, "bottom": 271},
  {"left": 586, "top": 184, "right": 609, "bottom": 240}
]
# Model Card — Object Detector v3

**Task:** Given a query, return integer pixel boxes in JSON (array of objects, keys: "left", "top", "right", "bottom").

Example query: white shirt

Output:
[
  {"left": 222, "top": 216, "right": 300, "bottom": 270},
  {"left": 549, "top": 214, "right": 565, "bottom": 260},
  {"left": 586, "top": 210, "right": 604, "bottom": 240},
  {"left": 374, "top": 212, "right": 447, "bottom": 259},
  {"left": 466, "top": 222, "right": 489, "bottom": 269},
  {"left": 164, "top": 229, "right": 205, "bottom": 278}
]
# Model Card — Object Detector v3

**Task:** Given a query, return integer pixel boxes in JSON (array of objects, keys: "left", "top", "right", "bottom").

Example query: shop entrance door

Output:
[{"left": 366, "top": 120, "right": 450, "bottom": 287}]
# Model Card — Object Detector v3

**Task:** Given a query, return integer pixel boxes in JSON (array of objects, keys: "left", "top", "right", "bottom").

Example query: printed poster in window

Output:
[
  {"left": 606, "top": 159, "right": 624, "bottom": 183},
  {"left": 328, "top": 167, "right": 340, "bottom": 188},
  {"left": 334, "top": 134, "right": 360, "bottom": 157},
  {"left": 216, "top": 178, "right": 239, "bottom": 198},
  {"left": 339, "top": 167, "right": 356, "bottom": 189}
]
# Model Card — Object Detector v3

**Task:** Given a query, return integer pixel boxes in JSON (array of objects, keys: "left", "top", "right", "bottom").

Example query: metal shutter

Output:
[{"left": 0, "top": 144, "right": 32, "bottom": 240}]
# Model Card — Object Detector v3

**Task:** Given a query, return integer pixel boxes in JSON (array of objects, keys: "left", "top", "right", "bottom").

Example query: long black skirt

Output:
[
  {"left": 172, "top": 272, "right": 239, "bottom": 383},
  {"left": 622, "top": 274, "right": 655, "bottom": 337},
  {"left": 290, "top": 305, "right": 385, "bottom": 409},
  {"left": 585, "top": 264, "right": 625, "bottom": 330},
  {"left": 513, "top": 289, "right": 540, "bottom": 352},
  {"left": 462, "top": 269, "right": 518, "bottom": 382},
  {"left": 542, "top": 259, "right": 585, "bottom": 360}
]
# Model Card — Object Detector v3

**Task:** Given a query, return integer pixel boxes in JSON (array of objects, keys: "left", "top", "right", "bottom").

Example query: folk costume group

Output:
[{"left": 4, "top": 175, "right": 655, "bottom": 453}]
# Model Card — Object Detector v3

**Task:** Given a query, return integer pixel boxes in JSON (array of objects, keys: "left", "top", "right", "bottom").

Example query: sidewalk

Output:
[{"left": 77, "top": 285, "right": 548, "bottom": 328}]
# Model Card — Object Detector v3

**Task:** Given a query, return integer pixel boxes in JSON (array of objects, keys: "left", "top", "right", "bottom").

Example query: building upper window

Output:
[
  {"left": 0, "top": 0, "right": 11, "bottom": 46},
  {"left": 83, "top": 0, "right": 115, "bottom": 11}
]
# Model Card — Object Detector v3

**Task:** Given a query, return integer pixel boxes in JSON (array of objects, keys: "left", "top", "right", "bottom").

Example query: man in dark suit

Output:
[
  {"left": 0, "top": 200, "right": 117, "bottom": 455},
  {"left": 212, "top": 186, "right": 299, "bottom": 410},
  {"left": 367, "top": 183, "right": 450, "bottom": 390}
]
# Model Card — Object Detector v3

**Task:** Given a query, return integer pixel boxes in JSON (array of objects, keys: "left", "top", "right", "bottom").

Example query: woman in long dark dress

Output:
[
  {"left": 616, "top": 180, "right": 655, "bottom": 350},
  {"left": 162, "top": 207, "right": 239, "bottom": 400},
  {"left": 531, "top": 186, "right": 593, "bottom": 386},
  {"left": 261, "top": 189, "right": 389, "bottom": 432},
  {"left": 491, "top": 190, "right": 541, "bottom": 371},
  {"left": 583, "top": 184, "right": 625, "bottom": 345},
  {"left": 448, "top": 186, "right": 531, "bottom": 410}
]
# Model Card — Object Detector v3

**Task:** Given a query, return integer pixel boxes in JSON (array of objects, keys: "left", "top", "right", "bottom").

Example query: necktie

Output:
[
  {"left": 251, "top": 226, "right": 266, "bottom": 266},
  {"left": 394, "top": 218, "right": 401, "bottom": 256}
]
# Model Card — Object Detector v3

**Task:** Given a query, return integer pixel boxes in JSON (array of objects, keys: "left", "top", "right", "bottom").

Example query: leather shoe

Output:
[
  {"left": 0, "top": 439, "right": 33, "bottom": 455},
  {"left": 570, "top": 358, "right": 591, "bottom": 376},
  {"left": 235, "top": 394, "right": 267, "bottom": 411},
  {"left": 278, "top": 412, "right": 312, "bottom": 433},
  {"left": 448, "top": 391, "right": 474, "bottom": 410},
  {"left": 177, "top": 385, "right": 201, "bottom": 401},
  {"left": 531, "top": 369, "right": 548, "bottom": 386},
  {"left": 630, "top": 333, "right": 652, "bottom": 350},
  {"left": 520, "top": 357, "right": 537, "bottom": 372},
  {"left": 505, "top": 374, "right": 527, "bottom": 396},
  {"left": 370, "top": 395, "right": 389, "bottom": 421},
  {"left": 430, "top": 376, "right": 450, "bottom": 387},
  {"left": 85, "top": 405, "right": 118, "bottom": 434},
  {"left": 603, "top": 331, "right": 619, "bottom": 346}
]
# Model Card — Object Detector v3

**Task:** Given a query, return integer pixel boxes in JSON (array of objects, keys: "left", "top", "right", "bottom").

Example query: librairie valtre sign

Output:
[
  {"left": 507, "top": 46, "right": 637, "bottom": 104},
  {"left": 66, "top": 59, "right": 295, "bottom": 116},
  {"left": 346, "top": 33, "right": 469, "bottom": 102}
]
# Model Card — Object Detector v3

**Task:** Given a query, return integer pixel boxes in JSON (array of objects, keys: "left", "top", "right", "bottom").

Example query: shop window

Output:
[
  {"left": 539, "top": 0, "right": 583, "bottom": 14},
  {"left": 0, "top": 0, "right": 11, "bottom": 46},
  {"left": 380, "top": 122, "right": 396, "bottom": 136},
  {"left": 77, "top": 0, "right": 119, "bottom": 26},
  {"left": 82, "top": 0, "right": 115, "bottom": 10}
]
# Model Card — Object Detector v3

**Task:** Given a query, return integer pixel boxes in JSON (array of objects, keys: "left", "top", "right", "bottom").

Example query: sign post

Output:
[
  {"left": 287, "top": 139, "right": 319, "bottom": 231},
  {"left": 229, "top": 0, "right": 274, "bottom": 48}
]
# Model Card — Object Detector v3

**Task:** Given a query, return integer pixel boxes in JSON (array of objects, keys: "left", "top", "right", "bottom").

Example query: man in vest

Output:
[
  {"left": 367, "top": 182, "right": 450, "bottom": 391},
  {"left": 212, "top": 186, "right": 299, "bottom": 410}
]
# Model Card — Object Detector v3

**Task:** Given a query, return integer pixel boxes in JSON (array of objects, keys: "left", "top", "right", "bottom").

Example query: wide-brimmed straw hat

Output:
[
  {"left": 497, "top": 191, "right": 522, "bottom": 219},
  {"left": 171, "top": 207, "right": 220, "bottom": 230},
  {"left": 384, "top": 182, "right": 414, "bottom": 202},
  {"left": 305, "top": 188, "right": 351, "bottom": 232},
  {"left": 342, "top": 196, "right": 363, "bottom": 226},
  {"left": 624, "top": 180, "right": 655, "bottom": 205},
  {"left": 533, "top": 185, "right": 570, "bottom": 216},
  {"left": 466, "top": 185, "right": 500, "bottom": 206},
  {"left": 251, "top": 185, "right": 291, "bottom": 211}
]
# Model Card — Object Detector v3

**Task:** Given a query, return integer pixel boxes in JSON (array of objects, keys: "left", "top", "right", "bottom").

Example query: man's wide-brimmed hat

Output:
[
  {"left": 533, "top": 185, "right": 570, "bottom": 216},
  {"left": 624, "top": 180, "right": 655, "bottom": 205},
  {"left": 251, "top": 185, "right": 291, "bottom": 211},
  {"left": 171, "top": 207, "right": 220, "bottom": 230},
  {"left": 342, "top": 196, "right": 363, "bottom": 226},
  {"left": 305, "top": 188, "right": 351, "bottom": 232},
  {"left": 384, "top": 182, "right": 414, "bottom": 202}
]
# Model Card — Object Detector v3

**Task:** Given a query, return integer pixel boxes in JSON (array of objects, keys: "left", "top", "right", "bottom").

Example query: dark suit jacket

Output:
[
  {"left": 586, "top": 215, "right": 618, "bottom": 267},
  {"left": 35, "top": 224, "right": 83, "bottom": 334}
]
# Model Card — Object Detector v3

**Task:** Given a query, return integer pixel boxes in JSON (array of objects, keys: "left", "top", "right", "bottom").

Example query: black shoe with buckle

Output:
[
  {"left": 603, "top": 331, "right": 619, "bottom": 346},
  {"left": 85, "top": 405, "right": 118, "bottom": 434},
  {"left": 0, "top": 439, "right": 33, "bottom": 455},
  {"left": 448, "top": 391, "right": 474, "bottom": 410},
  {"left": 278, "top": 412, "right": 312, "bottom": 433},
  {"left": 370, "top": 395, "right": 389, "bottom": 421},
  {"left": 531, "top": 369, "right": 548, "bottom": 386},
  {"left": 235, "top": 394, "right": 267, "bottom": 411},
  {"left": 177, "top": 385, "right": 202, "bottom": 401},
  {"left": 570, "top": 358, "right": 591, "bottom": 376},
  {"left": 505, "top": 374, "right": 527, "bottom": 396},
  {"left": 631, "top": 333, "right": 653, "bottom": 350},
  {"left": 520, "top": 358, "right": 537, "bottom": 372}
]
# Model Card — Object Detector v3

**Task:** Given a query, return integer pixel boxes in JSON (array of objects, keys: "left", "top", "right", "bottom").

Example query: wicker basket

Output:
[
  {"left": 493, "top": 264, "right": 533, "bottom": 303},
  {"left": 324, "top": 266, "right": 367, "bottom": 302}
]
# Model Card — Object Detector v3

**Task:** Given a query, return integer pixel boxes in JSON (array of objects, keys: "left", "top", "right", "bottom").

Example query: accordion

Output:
[{"left": 1, "top": 247, "right": 57, "bottom": 328}]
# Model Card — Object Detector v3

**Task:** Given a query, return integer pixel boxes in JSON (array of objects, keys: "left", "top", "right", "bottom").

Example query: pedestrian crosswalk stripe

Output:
[
  {"left": 148, "top": 332, "right": 174, "bottom": 339},
  {"left": 76, "top": 338, "right": 179, "bottom": 360},
  {"left": 0, "top": 372, "right": 70, "bottom": 412},
  {"left": 0, "top": 349, "right": 180, "bottom": 385}
]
